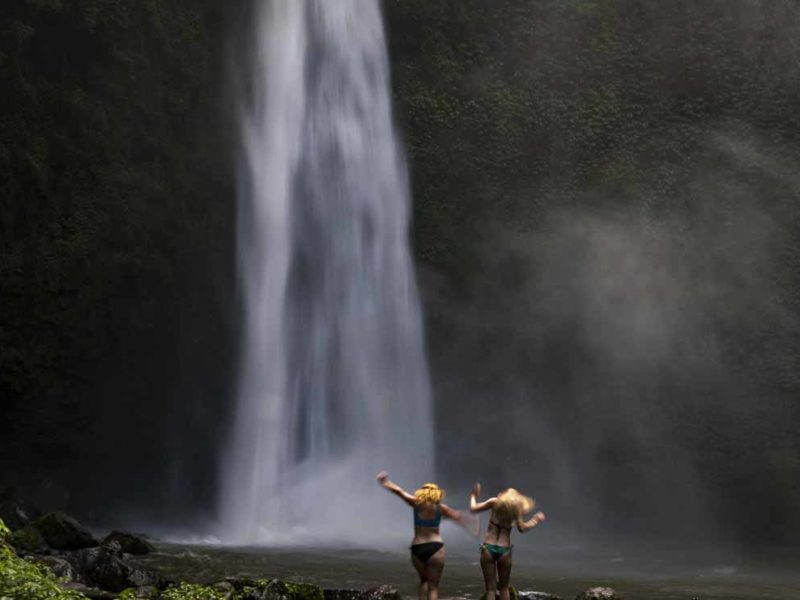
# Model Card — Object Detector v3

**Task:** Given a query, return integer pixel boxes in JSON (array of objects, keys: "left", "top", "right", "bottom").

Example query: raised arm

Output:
[
  {"left": 376, "top": 471, "right": 416, "bottom": 507},
  {"left": 470, "top": 482, "right": 497, "bottom": 513},
  {"left": 517, "top": 510, "right": 546, "bottom": 532},
  {"left": 440, "top": 503, "right": 463, "bottom": 521}
]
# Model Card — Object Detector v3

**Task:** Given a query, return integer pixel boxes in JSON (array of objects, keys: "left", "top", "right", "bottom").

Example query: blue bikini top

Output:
[{"left": 414, "top": 505, "right": 442, "bottom": 528}]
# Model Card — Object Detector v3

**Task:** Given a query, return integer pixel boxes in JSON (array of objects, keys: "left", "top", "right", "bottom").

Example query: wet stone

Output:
[
  {"left": 101, "top": 531, "right": 155, "bottom": 555},
  {"left": 574, "top": 588, "right": 623, "bottom": 600},
  {"left": 519, "top": 592, "right": 562, "bottom": 600}
]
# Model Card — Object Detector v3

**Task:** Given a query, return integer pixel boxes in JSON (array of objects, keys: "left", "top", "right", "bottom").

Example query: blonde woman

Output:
[
  {"left": 470, "top": 483, "right": 546, "bottom": 600},
  {"left": 377, "top": 471, "right": 463, "bottom": 600}
]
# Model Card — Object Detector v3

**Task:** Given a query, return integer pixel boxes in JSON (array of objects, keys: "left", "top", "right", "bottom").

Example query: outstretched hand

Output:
[
  {"left": 376, "top": 471, "right": 389, "bottom": 485},
  {"left": 533, "top": 511, "right": 546, "bottom": 523},
  {"left": 471, "top": 482, "right": 481, "bottom": 497}
]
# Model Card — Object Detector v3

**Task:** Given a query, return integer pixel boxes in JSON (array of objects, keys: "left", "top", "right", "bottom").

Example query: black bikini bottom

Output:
[{"left": 410, "top": 541, "right": 444, "bottom": 563}]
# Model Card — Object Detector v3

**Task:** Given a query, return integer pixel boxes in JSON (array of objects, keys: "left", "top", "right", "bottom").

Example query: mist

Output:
[{"left": 422, "top": 124, "right": 800, "bottom": 548}]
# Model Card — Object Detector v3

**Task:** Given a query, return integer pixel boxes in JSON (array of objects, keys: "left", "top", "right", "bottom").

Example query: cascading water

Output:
[{"left": 220, "top": 0, "right": 434, "bottom": 544}]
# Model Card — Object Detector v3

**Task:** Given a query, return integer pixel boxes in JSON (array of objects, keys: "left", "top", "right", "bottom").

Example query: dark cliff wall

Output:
[{"left": 0, "top": 0, "right": 238, "bottom": 521}]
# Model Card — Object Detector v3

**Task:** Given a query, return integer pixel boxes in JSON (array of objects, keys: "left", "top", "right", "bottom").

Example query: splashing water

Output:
[{"left": 220, "top": 0, "right": 434, "bottom": 544}]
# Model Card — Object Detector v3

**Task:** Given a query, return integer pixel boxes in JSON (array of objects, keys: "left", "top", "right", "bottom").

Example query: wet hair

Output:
[
  {"left": 493, "top": 488, "right": 535, "bottom": 522},
  {"left": 414, "top": 483, "right": 444, "bottom": 505}
]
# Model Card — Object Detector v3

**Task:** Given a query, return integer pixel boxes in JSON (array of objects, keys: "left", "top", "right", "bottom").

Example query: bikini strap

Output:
[{"left": 414, "top": 505, "right": 442, "bottom": 528}]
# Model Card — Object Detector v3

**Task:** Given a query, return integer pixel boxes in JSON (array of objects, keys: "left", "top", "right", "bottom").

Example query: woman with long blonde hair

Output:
[
  {"left": 470, "top": 483, "right": 546, "bottom": 600},
  {"left": 377, "top": 471, "right": 463, "bottom": 600}
]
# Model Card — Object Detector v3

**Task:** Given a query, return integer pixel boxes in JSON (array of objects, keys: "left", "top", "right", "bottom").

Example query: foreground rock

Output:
[
  {"left": 574, "top": 588, "right": 622, "bottom": 600},
  {"left": 33, "top": 554, "right": 76, "bottom": 580},
  {"left": 66, "top": 540, "right": 160, "bottom": 592},
  {"left": 101, "top": 530, "right": 155, "bottom": 555}
]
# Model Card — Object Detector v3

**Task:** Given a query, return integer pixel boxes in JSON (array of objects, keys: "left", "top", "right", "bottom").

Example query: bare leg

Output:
[
  {"left": 479, "top": 548, "right": 497, "bottom": 600},
  {"left": 425, "top": 546, "right": 446, "bottom": 600},
  {"left": 496, "top": 550, "right": 513, "bottom": 600},
  {"left": 411, "top": 554, "right": 428, "bottom": 600}
]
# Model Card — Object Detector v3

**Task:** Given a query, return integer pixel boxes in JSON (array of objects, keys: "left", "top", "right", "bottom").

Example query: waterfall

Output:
[{"left": 220, "top": 0, "right": 434, "bottom": 544}]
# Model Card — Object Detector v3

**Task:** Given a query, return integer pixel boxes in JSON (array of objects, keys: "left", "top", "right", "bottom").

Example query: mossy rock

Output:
[
  {"left": 33, "top": 511, "right": 98, "bottom": 550},
  {"left": 479, "top": 586, "right": 518, "bottom": 600},
  {"left": 9, "top": 523, "right": 49, "bottom": 553}
]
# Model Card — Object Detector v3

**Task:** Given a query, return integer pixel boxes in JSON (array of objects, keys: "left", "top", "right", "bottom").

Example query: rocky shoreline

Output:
[{"left": 1, "top": 492, "right": 620, "bottom": 600}]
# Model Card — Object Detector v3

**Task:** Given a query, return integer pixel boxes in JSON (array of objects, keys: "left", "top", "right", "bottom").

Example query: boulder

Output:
[
  {"left": 101, "top": 531, "right": 155, "bottom": 555},
  {"left": 574, "top": 588, "right": 622, "bottom": 600},
  {"left": 68, "top": 540, "right": 159, "bottom": 592},
  {"left": 31, "top": 511, "right": 98, "bottom": 550},
  {"left": 34, "top": 555, "right": 76, "bottom": 581}
]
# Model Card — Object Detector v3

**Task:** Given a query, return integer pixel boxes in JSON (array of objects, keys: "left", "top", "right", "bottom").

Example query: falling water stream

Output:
[{"left": 220, "top": 0, "right": 433, "bottom": 544}]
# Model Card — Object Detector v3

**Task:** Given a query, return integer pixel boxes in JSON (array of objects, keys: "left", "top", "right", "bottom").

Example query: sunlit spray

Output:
[{"left": 220, "top": 0, "right": 434, "bottom": 544}]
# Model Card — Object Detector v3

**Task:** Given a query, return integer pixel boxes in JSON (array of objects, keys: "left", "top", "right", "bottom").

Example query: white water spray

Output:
[{"left": 220, "top": 0, "right": 434, "bottom": 544}]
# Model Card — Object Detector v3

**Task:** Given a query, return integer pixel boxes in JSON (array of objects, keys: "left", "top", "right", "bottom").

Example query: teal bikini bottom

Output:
[{"left": 480, "top": 543, "right": 513, "bottom": 560}]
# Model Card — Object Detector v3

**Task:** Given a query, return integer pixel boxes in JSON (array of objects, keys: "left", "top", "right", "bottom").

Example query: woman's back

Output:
[
  {"left": 413, "top": 502, "right": 443, "bottom": 543},
  {"left": 485, "top": 510, "right": 514, "bottom": 545}
]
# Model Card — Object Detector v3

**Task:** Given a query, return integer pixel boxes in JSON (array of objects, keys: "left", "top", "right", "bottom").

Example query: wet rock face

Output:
[
  {"left": 574, "top": 588, "right": 623, "bottom": 600},
  {"left": 101, "top": 530, "right": 155, "bottom": 555}
]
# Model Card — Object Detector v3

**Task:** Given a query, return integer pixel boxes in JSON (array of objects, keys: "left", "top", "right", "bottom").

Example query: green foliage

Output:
[
  {"left": 8, "top": 524, "right": 47, "bottom": 554},
  {"left": 281, "top": 581, "right": 324, "bottom": 600},
  {"left": 160, "top": 582, "right": 227, "bottom": 600},
  {"left": 0, "top": 518, "right": 87, "bottom": 599}
]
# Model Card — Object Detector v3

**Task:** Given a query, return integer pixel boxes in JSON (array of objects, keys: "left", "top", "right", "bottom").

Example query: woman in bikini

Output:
[
  {"left": 377, "top": 471, "right": 463, "bottom": 600},
  {"left": 470, "top": 483, "right": 546, "bottom": 600}
]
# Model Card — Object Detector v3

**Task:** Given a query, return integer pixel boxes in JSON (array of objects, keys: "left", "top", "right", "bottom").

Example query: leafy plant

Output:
[{"left": 0, "top": 518, "right": 87, "bottom": 599}]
